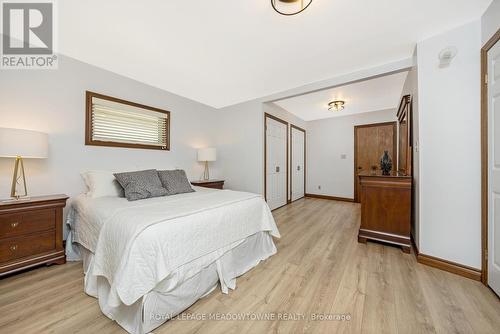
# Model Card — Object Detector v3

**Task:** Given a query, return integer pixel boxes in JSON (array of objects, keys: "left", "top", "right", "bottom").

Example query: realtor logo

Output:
[{"left": 1, "top": 0, "right": 57, "bottom": 69}]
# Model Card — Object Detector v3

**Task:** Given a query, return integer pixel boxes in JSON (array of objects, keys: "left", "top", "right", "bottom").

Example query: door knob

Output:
[{"left": 357, "top": 166, "right": 362, "bottom": 170}]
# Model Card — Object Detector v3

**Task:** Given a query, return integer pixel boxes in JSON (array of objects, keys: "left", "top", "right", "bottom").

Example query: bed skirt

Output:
[{"left": 67, "top": 232, "right": 276, "bottom": 334}]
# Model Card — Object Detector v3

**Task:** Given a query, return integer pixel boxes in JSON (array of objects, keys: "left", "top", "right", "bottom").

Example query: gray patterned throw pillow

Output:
[
  {"left": 114, "top": 169, "right": 167, "bottom": 201},
  {"left": 157, "top": 169, "right": 195, "bottom": 195}
]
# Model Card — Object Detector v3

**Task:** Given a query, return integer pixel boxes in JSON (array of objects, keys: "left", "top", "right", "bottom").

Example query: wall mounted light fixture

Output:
[
  {"left": 328, "top": 100, "right": 345, "bottom": 112},
  {"left": 438, "top": 46, "right": 458, "bottom": 68},
  {"left": 271, "top": 0, "right": 313, "bottom": 16}
]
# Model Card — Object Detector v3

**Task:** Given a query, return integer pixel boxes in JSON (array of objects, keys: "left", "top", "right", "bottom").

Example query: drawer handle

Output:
[
  {"left": 11, "top": 222, "right": 19, "bottom": 228},
  {"left": 10, "top": 245, "right": 18, "bottom": 252}
]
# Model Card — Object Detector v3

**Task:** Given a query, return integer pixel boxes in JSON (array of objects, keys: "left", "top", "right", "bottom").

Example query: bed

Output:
[{"left": 65, "top": 186, "right": 280, "bottom": 334}]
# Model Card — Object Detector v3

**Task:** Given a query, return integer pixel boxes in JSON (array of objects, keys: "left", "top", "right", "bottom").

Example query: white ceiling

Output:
[
  {"left": 273, "top": 71, "right": 408, "bottom": 121},
  {"left": 58, "top": 0, "right": 491, "bottom": 109}
]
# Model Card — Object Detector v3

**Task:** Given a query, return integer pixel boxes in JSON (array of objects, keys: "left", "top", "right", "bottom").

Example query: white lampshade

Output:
[
  {"left": 197, "top": 148, "right": 216, "bottom": 162},
  {"left": 0, "top": 128, "right": 48, "bottom": 159}
]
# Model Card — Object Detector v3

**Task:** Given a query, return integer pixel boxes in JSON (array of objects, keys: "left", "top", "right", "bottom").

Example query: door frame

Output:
[
  {"left": 481, "top": 29, "right": 500, "bottom": 286},
  {"left": 290, "top": 124, "right": 306, "bottom": 202},
  {"left": 264, "top": 112, "right": 289, "bottom": 209},
  {"left": 353, "top": 121, "right": 397, "bottom": 203}
]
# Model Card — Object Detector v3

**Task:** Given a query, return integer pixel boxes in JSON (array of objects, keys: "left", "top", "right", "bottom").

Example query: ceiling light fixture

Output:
[
  {"left": 271, "top": 0, "right": 313, "bottom": 16},
  {"left": 328, "top": 100, "right": 345, "bottom": 112}
]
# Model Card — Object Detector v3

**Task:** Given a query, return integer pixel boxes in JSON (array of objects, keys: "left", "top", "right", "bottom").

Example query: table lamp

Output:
[
  {"left": 0, "top": 128, "right": 48, "bottom": 200},
  {"left": 197, "top": 148, "right": 216, "bottom": 180}
]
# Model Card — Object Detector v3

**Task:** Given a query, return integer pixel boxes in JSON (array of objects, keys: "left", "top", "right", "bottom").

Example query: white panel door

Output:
[
  {"left": 488, "top": 39, "right": 500, "bottom": 296},
  {"left": 266, "top": 117, "right": 287, "bottom": 210},
  {"left": 291, "top": 127, "right": 305, "bottom": 201}
]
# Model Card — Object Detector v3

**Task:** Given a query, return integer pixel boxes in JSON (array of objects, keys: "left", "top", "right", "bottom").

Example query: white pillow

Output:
[{"left": 81, "top": 171, "right": 124, "bottom": 198}]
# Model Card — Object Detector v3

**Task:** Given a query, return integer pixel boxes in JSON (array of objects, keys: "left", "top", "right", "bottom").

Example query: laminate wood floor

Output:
[{"left": 1, "top": 198, "right": 500, "bottom": 334}]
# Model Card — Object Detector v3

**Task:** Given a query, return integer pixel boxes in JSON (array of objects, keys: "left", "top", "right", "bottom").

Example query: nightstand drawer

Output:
[
  {"left": 0, "top": 208, "right": 56, "bottom": 238},
  {"left": 0, "top": 230, "right": 56, "bottom": 263},
  {"left": 191, "top": 180, "right": 225, "bottom": 190},
  {"left": 199, "top": 182, "right": 224, "bottom": 189}
]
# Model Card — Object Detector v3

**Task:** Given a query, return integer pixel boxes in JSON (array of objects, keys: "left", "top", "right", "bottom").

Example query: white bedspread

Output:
[
  {"left": 68, "top": 187, "right": 218, "bottom": 253},
  {"left": 74, "top": 189, "right": 279, "bottom": 308}
]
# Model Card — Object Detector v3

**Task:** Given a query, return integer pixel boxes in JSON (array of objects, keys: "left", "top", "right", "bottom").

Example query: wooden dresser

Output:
[
  {"left": 0, "top": 195, "right": 68, "bottom": 276},
  {"left": 191, "top": 179, "right": 225, "bottom": 190},
  {"left": 358, "top": 171, "right": 411, "bottom": 253}
]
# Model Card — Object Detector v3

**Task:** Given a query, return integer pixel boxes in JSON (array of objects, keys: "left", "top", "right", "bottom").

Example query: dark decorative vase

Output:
[{"left": 380, "top": 150, "right": 392, "bottom": 175}]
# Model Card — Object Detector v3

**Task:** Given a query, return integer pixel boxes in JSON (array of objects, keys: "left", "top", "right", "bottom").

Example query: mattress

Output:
[
  {"left": 78, "top": 231, "right": 275, "bottom": 334},
  {"left": 65, "top": 187, "right": 280, "bottom": 334}
]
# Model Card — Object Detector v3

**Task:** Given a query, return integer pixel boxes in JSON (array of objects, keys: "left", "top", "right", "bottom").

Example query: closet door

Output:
[
  {"left": 266, "top": 115, "right": 288, "bottom": 210},
  {"left": 291, "top": 126, "right": 305, "bottom": 201}
]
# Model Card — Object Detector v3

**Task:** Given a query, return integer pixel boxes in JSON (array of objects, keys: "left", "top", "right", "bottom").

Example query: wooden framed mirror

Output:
[{"left": 397, "top": 95, "right": 412, "bottom": 175}]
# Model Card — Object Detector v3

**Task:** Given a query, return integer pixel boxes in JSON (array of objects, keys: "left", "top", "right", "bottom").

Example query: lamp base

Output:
[
  {"left": 11, "top": 156, "right": 28, "bottom": 198},
  {"left": 202, "top": 161, "right": 210, "bottom": 180}
]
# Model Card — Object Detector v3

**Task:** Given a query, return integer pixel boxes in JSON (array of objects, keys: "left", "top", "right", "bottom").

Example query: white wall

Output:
[
  {"left": 306, "top": 109, "right": 397, "bottom": 199},
  {"left": 215, "top": 100, "right": 264, "bottom": 194},
  {"left": 416, "top": 20, "right": 482, "bottom": 268},
  {"left": 482, "top": 0, "right": 500, "bottom": 44},
  {"left": 0, "top": 55, "right": 220, "bottom": 200}
]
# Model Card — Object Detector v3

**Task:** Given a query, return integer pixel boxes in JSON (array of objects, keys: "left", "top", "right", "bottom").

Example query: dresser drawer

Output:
[
  {"left": 0, "top": 208, "right": 55, "bottom": 238},
  {"left": 0, "top": 231, "right": 55, "bottom": 263}
]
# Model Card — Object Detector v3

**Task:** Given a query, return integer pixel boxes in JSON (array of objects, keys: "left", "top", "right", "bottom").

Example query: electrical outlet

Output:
[{"left": 340, "top": 154, "right": 347, "bottom": 159}]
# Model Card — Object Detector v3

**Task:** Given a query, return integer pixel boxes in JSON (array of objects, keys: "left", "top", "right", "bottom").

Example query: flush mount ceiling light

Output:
[
  {"left": 328, "top": 100, "right": 345, "bottom": 112},
  {"left": 271, "top": 0, "right": 313, "bottom": 16}
]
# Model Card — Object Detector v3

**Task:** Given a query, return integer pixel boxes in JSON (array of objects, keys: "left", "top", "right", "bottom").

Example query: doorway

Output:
[{"left": 354, "top": 121, "right": 397, "bottom": 202}]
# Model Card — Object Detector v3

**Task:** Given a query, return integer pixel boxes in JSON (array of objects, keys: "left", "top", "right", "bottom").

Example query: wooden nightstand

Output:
[
  {"left": 0, "top": 194, "right": 68, "bottom": 277},
  {"left": 191, "top": 179, "right": 225, "bottom": 190}
]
